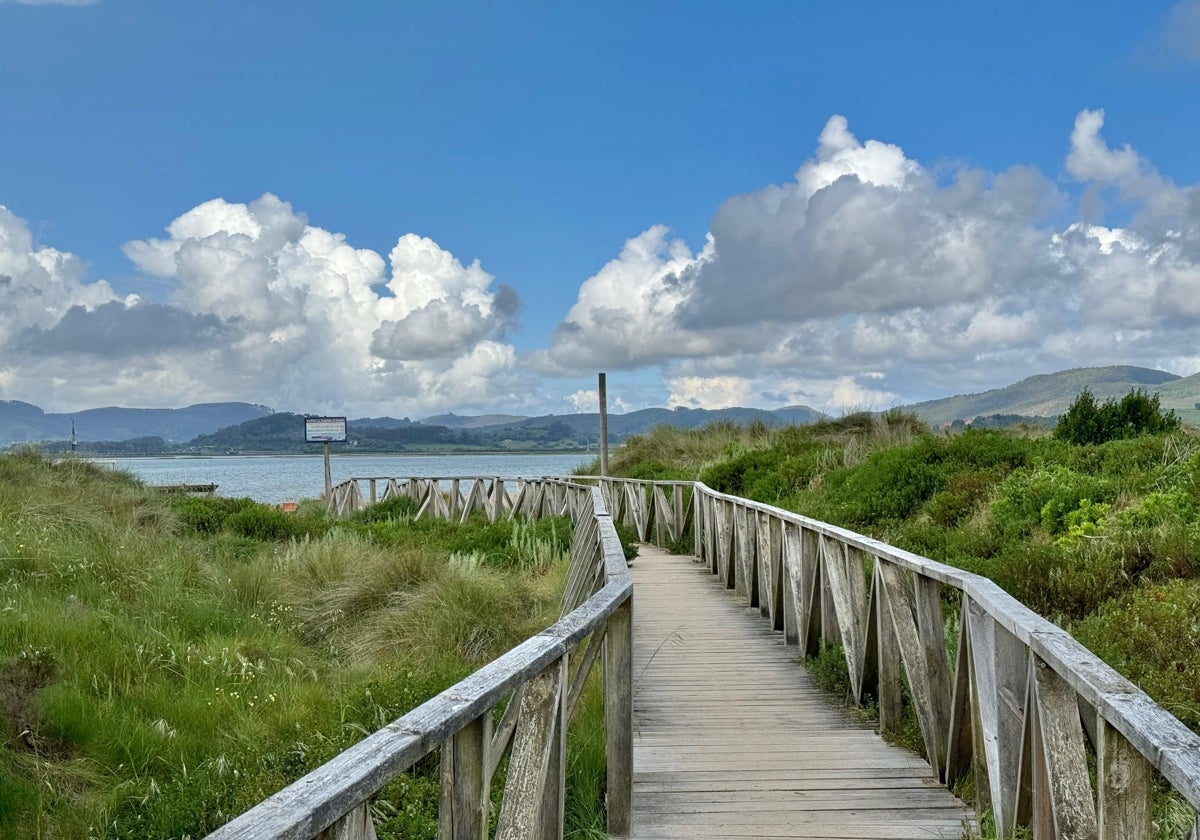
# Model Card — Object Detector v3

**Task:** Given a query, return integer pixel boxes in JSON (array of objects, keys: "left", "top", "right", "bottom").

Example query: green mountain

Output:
[
  {"left": 0, "top": 401, "right": 273, "bottom": 445},
  {"left": 905, "top": 366, "right": 1183, "bottom": 426},
  {"left": 480, "top": 405, "right": 827, "bottom": 445},
  {"left": 1148, "top": 372, "right": 1200, "bottom": 426},
  {"left": 422, "top": 412, "right": 531, "bottom": 429}
]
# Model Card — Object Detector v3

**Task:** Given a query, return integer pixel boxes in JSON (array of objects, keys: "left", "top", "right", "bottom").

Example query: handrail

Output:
[
  {"left": 584, "top": 475, "right": 1200, "bottom": 839},
  {"left": 302, "top": 473, "right": 1200, "bottom": 837},
  {"left": 208, "top": 479, "right": 632, "bottom": 840}
]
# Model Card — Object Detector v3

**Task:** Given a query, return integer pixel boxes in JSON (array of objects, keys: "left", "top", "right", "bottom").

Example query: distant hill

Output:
[
  {"left": 191, "top": 413, "right": 472, "bottom": 452},
  {"left": 15, "top": 362, "right": 1200, "bottom": 453},
  {"left": 172, "top": 404, "right": 830, "bottom": 454},
  {"left": 905, "top": 366, "right": 1184, "bottom": 425},
  {"left": 0, "top": 401, "right": 273, "bottom": 445},
  {"left": 1149, "top": 372, "right": 1200, "bottom": 426},
  {"left": 480, "top": 405, "right": 827, "bottom": 444},
  {"left": 422, "top": 412, "right": 530, "bottom": 429}
]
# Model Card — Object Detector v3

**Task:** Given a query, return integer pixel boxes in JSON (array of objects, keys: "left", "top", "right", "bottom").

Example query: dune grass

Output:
[{"left": 0, "top": 450, "right": 598, "bottom": 839}]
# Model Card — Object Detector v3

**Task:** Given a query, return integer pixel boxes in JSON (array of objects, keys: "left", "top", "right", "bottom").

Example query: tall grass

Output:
[{"left": 0, "top": 452, "right": 597, "bottom": 838}]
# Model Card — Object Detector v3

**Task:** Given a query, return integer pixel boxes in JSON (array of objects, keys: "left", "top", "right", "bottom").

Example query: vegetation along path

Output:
[{"left": 629, "top": 544, "right": 972, "bottom": 840}]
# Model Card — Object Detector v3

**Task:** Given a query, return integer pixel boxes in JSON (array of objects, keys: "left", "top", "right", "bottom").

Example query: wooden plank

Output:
[
  {"left": 720, "top": 500, "right": 736, "bottom": 589},
  {"left": 914, "top": 574, "right": 952, "bottom": 779},
  {"left": 799, "top": 527, "right": 822, "bottom": 657},
  {"left": 438, "top": 714, "right": 489, "bottom": 840},
  {"left": 823, "top": 537, "right": 869, "bottom": 696},
  {"left": 735, "top": 504, "right": 756, "bottom": 605},
  {"left": 606, "top": 596, "right": 633, "bottom": 836},
  {"left": 540, "top": 659, "right": 567, "bottom": 840},
  {"left": 877, "top": 560, "right": 944, "bottom": 776},
  {"left": 781, "top": 522, "right": 801, "bottom": 646},
  {"left": 494, "top": 663, "right": 564, "bottom": 840},
  {"left": 317, "top": 804, "right": 378, "bottom": 840},
  {"left": 1034, "top": 657, "right": 1098, "bottom": 839},
  {"left": 756, "top": 511, "right": 773, "bottom": 619},
  {"left": 628, "top": 545, "right": 972, "bottom": 839},
  {"left": 967, "top": 597, "right": 1028, "bottom": 837},
  {"left": 945, "top": 597, "right": 974, "bottom": 787},
  {"left": 1096, "top": 715, "right": 1153, "bottom": 839}
]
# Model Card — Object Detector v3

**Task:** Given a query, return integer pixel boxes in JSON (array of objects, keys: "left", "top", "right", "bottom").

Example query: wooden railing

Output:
[
  {"left": 207, "top": 479, "right": 632, "bottom": 840},
  {"left": 584, "top": 475, "right": 1200, "bottom": 840},
  {"left": 262, "top": 472, "right": 1200, "bottom": 838}
]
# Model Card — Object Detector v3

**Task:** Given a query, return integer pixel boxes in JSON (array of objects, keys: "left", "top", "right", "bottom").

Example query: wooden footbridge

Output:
[{"left": 209, "top": 476, "right": 1200, "bottom": 840}]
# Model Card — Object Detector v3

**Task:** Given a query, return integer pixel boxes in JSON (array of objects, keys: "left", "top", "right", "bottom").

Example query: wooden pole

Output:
[
  {"left": 599, "top": 372, "right": 610, "bottom": 477},
  {"left": 323, "top": 442, "right": 332, "bottom": 498}
]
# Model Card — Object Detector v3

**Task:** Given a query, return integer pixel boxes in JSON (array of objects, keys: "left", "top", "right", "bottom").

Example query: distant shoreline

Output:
[{"left": 95, "top": 448, "right": 597, "bottom": 459}]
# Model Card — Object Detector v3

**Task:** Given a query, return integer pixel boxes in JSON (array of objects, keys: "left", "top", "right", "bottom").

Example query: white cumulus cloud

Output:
[
  {"left": 2, "top": 194, "right": 527, "bottom": 414},
  {"left": 541, "top": 110, "right": 1200, "bottom": 412}
]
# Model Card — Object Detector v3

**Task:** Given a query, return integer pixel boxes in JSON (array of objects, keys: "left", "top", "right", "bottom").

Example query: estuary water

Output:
[{"left": 111, "top": 452, "right": 593, "bottom": 504}]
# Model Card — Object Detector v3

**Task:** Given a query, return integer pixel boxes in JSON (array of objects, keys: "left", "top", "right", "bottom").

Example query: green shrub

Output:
[
  {"left": 925, "top": 469, "right": 1000, "bottom": 527},
  {"left": 1074, "top": 580, "right": 1200, "bottom": 730},
  {"left": 805, "top": 644, "right": 852, "bottom": 700},
  {"left": 699, "top": 448, "right": 780, "bottom": 496},
  {"left": 226, "top": 503, "right": 307, "bottom": 541},
  {"left": 823, "top": 436, "right": 947, "bottom": 526},
  {"left": 990, "top": 465, "right": 1116, "bottom": 537},
  {"left": 1054, "top": 388, "right": 1180, "bottom": 446},
  {"left": 170, "top": 495, "right": 257, "bottom": 534}
]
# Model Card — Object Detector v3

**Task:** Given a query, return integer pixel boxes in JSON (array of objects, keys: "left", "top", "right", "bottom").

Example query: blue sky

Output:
[{"left": 2, "top": 1, "right": 1199, "bottom": 418}]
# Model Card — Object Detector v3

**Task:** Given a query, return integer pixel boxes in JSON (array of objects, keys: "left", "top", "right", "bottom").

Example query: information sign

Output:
[{"left": 305, "top": 416, "right": 347, "bottom": 443}]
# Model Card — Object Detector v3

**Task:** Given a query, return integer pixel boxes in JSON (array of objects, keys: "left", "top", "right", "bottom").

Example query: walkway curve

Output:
[{"left": 629, "top": 545, "right": 973, "bottom": 840}]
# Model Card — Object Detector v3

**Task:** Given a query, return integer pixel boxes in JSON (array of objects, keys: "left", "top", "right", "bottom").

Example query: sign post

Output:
[
  {"left": 598, "top": 372, "right": 609, "bottom": 477},
  {"left": 304, "top": 417, "right": 347, "bottom": 498}
]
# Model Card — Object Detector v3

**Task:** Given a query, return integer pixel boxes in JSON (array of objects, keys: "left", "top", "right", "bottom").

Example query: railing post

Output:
[
  {"left": 439, "top": 714, "right": 489, "bottom": 840},
  {"left": 605, "top": 595, "right": 633, "bottom": 837},
  {"left": 317, "top": 803, "right": 376, "bottom": 839},
  {"left": 539, "top": 657, "right": 568, "bottom": 840}
]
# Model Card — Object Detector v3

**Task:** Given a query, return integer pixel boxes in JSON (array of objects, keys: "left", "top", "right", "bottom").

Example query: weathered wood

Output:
[
  {"left": 945, "top": 601, "right": 975, "bottom": 787},
  {"left": 765, "top": 514, "right": 784, "bottom": 629},
  {"left": 719, "top": 500, "right": 736, "bottom": 587},
  {"left": 781, "top": 522, "right": 801, "bottom": 646},
  {"left": 317, "top": 804, "right": 378, "bottom": 840},
  {"left": 823, "top": 537, "right": 870, "bottom": 695},
  {"left": 878, "top": 560, "right": 947, "bottom": 776},
  {"left": 494, "top": 663, "right": 563, "bottom": 840},
  {"left": 488, "top": 687, "right": 523, "bottom": 782},
  {"left": 967, "top": 597, "right": 1029, "bottom": 837},
  {"left": 629, "top": 545, "right": 972, "bottom": 838},
  {"left": 735, "top": 503, "right": 755, "bottom": 604},
  {"left": 914, "top": 574, "right": 952, "bottom": 779},
  {"left": 565, "top": 623, "right": 606, "bottom": 722},
  {"left": 438, "top": 714, "right": 489, "bottom": 840},
  {"left": 799, "top": 527, "right": 823, "bottom": 657},
  {"left": 1034, "top": 658, "right": 1098, "bottom": 839},
  {"left": 605, "top": 596, "right": 633, "bottom": 837},
  {"left": 876, "top": 566, "right": 907, "bottom": 733},
  {"left": 1097, "top": 714, "right": 1153, "bottom": 839},
  {"left": 672, "top": 484, "right": 684, "bottom": 546},
  {"left": 539, "top": 658, "right": 568, "bottom": 840}
]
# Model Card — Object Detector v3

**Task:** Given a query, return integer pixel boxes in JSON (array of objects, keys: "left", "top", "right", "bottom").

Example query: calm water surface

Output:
[{"left": 112, "top": 452, "right": 592, "bottom": 503}]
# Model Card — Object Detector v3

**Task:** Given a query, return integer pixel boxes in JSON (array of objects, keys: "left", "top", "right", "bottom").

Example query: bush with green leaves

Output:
[
  {"left": 1054, "top": 388, "right": 1180, "bottom": 446},
  {"left": 1074, "top": 579, "right": 1200, "bottom": 731}
]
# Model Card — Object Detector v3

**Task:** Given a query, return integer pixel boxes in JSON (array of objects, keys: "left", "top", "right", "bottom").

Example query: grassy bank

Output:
[{"left": 0, "top": 450, "right": 600, "bottom": 839}]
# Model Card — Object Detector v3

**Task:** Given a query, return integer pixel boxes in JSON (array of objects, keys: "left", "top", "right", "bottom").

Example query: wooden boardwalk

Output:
[{"left": 629, "top": 545, "right": 973, "bottom": 840}]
